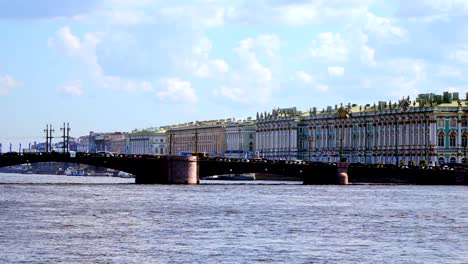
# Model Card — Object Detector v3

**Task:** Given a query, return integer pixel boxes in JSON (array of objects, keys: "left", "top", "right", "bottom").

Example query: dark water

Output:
[{"left": 0, "top": 173, "right": 467, "bottom": 264}]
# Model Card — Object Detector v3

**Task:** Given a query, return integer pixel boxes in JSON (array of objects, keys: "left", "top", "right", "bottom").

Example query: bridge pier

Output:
[
  {"left": 337, "top": 162, "right": 349, "bottom": 185},
  {"left": 135, "top": 156, "right": 199, "bottom": 184}
]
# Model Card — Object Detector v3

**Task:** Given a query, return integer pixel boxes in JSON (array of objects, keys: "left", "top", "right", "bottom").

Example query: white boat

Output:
[
  {"left": 117, "top": 171, "right": 134, "bottom": 178},
  {"left": 65, "top": 167, "right": 86, "bottom": 176},
  {"left": 203, "top": 173, "right": 255, "bottom": 181}
]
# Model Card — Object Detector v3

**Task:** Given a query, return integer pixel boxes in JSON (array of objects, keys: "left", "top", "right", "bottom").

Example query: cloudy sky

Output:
[{"left": 1, "top": 0, "right": 468, "bottom": 149}]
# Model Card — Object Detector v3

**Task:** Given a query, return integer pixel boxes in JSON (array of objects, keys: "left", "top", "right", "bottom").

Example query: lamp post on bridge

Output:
[
  {"left": 194, "top": 121, "right": 199, "bottom": 156},
  {"left": 462, "top": 134, "right": 467, "bottom": 166},
  {"left": 60, "top": 122, "right": 70, "bottom": 154},
  {"left": 238, "top": 124, "right": 242, "bottom": 159},
  {"left": 168, "top": 131, "right": 174, "bottom": 155},
  {"left": 336, "top": 106, "right": 350, "bottom": 162},
  {"left": 44, "top": 124, "right": 54, "bottom": 153}
]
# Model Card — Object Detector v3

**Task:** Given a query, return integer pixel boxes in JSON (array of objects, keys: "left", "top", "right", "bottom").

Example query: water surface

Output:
[{"left": 0, "top": 173, "right": 467, "bottom": 263}]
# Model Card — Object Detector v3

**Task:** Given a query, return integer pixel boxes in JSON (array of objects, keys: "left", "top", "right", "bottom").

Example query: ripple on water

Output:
[{"left": 0, "top": 173, "right": 467, "bottom": 263}]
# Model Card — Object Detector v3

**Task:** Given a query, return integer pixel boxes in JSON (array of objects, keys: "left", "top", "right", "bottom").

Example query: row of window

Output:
[
  {"left": 437, "top": 118, "right": 468, "bottom": 127},
  {"left": 438, "top": 133, "right": 468, "bottom": 147}
]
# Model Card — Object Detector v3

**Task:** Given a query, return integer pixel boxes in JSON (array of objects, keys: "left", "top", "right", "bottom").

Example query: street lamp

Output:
[
  {"left": 168, "top": 131, "right": 174, "bottom": 156},
  {"left": 336, "top": 106, "right": 349, "bottom": 162},
  {"left": 238, "top": 124, "right": 242, "bottom": 159},
  {"left": 395, "top": 116, "right": 399, "bottom": 165},
  {"left": 288, "top": 123, "right": 291, "bottom": 161},
  {"left": 462, "top": 134, "right": 467, "bottom": 166},
  {"left": 192, "top": 121, "right": 199, "bottom": 156}
]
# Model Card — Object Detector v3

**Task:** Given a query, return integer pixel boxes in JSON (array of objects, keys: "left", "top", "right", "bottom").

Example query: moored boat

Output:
[{"left": 203, "top": 173, "right": 255, "bottom": 181}]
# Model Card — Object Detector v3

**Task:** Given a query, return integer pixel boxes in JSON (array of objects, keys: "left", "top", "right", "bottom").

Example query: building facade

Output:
[
  {"left": 255, "top": 107, "right": 300, "bottom": 160},
  {"left": 224, "top": 118, "right": 256, "bottom": 158},
  {"left": 126, "top": 128, "right": 167, "bottom": 155},
  {"left": 256, "top": 92, "right": 468, "bottom": 165},
  {"left": 88, "top": 131, "right": 127, "bottom": 153},
  {"left": 167, "top": 120, "right": 227, "bottom": 157}
]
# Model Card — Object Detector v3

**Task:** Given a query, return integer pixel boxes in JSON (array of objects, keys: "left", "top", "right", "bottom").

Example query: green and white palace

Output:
[{"left": 256, "top": 92, "right": 468, "bottom": 166}]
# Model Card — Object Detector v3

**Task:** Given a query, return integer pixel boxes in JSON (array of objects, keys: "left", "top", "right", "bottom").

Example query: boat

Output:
[
  {"left": 117, "top": 171, "right": 134, "bottom": 178},
  {"left": 64, "top": 167, "right": 86, "bottom": 176},
  {"left": 203, "top": 173, "right": 255, "bottom": 181}
]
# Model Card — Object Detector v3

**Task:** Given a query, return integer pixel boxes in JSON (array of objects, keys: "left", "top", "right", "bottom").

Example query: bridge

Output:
[
  {"left": 0, "top": 153, "right": 347, "bottom": 184},
  {"left": 0, "top": 153, "right": 466, "bottom": 185}
]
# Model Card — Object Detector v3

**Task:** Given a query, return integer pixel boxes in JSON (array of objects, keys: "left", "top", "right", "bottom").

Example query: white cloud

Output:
[
  {"left": 234, "top": 35, "right": 277, "bottom": 83},
  {"left": 211, "top": 59, "right": 229, "bottom": 74},
  {"left": 0, "top": 74, "right": 17, "bottom": 95},
  {"left": 328, "top": 66, "right": 345, "bottom": 77},
  {"left": 361, "top": 45, "right": 376, "bottom": 66},
  {"left": 450, "top": 46, "right": 468, "bottom": 64},
  {"left": 158, "top": 78, "right": 197, "bottom": 104},
  {"left": 277, "top": 4, "right": 319, "bottom": 26},
  {"left": 159, "top": 5, "right": 230, "bottom": 29},
  {"left": 140, "top": 81, "right": 154, "bottom": 92},
  {"left": 193, "top": 59, "right": 229, "bottom": 78},
  {"left": 310, "top": 32, "right": 348, "bottom": 62},
  {"left": 295, "top": 70, "right": 313, "bottom": 83},
  {"left": 214, "top": 34, "right": 280, "bottom": 105},
  {"left": 189, "top": 36, "right": 229, "bottom": 78},
  {"left": 49, "top": 26, "right": 153, "bottom": 93},
  {"left": 364, "top": 12, "right": 407, "bottom": 42},
  {"left": 58, "top": 82, "right": 84, "bottom": 96},
  {"left": 213, "top": 86, "right": 247, "bottom": 103},
  {"left": 48, "top": 27, "right": 82, "bottom": 56},
  {"left": 294, "top": 70, "right": 328, "bottom": 92},
  {"left": 380, "top": 59, "right": 427, "bottom": 98},
  {"left": 345, "top": 30, "right": 376, "bottom": 66},
  {"left": 396, "top": 0, "right": 468, "bottom": 20}
]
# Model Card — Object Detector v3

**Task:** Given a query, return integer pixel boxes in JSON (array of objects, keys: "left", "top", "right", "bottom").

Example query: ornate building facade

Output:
[
  {"left": 256, "top": 92, "right": 468, "bottom": 165},
  {"left": 255, "top": 107, "right": 300, "bottom": 160}
]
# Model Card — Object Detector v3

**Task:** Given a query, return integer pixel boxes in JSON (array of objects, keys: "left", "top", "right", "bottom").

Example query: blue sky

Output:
[{"left": 1, "top": 0, "right": 468, "bottom": 149}]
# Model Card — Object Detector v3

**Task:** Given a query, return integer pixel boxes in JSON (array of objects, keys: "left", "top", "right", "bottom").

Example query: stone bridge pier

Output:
[{"left": 135, "top": 156, "right": 199, "bottom": 184}]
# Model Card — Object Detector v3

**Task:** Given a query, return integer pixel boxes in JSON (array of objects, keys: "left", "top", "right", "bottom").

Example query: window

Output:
[
  {"left": 438, "top": 156, "right": 445, "bottom": 164},
  {"left": 249, "top": 142, "right": 253, "bottom": 152},
  {"left": 437, "top": 118, "right": 444, "bottom": 127},
  {"left": 438, "top": 132, "right": 445, "bottom": 147},
  {"left": 463, "top": 119, "right": 468, "bottom": 127},
  {"left": 450, "top": 118, "right": 457, "bottom": 128},
  {"left": 449, "top": 157, "right": 456, "bottom": 163},
  {"left": 249, "top": 133, "right": 253, "bottom": 139},
  {"left": 462, "top": 134, "right": 468, "bottom": 147},
  {"left": 449, "top": 132, "right": 456, "bottom": 147}
]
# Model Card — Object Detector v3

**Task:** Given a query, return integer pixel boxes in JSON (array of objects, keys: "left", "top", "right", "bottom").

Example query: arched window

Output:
[
  {"left": 438, "top": 156, "right": 445, "bottom": 164},
  {"left": 449, "top": 132, "right": 457, "bottom": 147},
  {"left": 438, "top": 132, "right": 445, "bottom": 147},
  {"left": 449, "top": 157, "right": 457, "bottom": 163},
  {"left": 462, "top": 134, "right": 468, "bottom": 148}
]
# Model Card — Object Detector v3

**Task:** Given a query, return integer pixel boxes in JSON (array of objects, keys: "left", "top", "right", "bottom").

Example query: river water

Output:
[{"left": 0, "top": 173, "right": 467, "bottom": 264}]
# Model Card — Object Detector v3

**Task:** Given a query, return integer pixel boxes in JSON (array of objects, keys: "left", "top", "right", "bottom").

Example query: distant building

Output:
[
  {"left": 167, "top": 120, "right": 228, "bottom": 157},
  {"left": 225, "top": 118, "right": 256, "bottom": 158},
  {"left": 88, "top": 131, "right": 127, "bottom": 153},
  {"left": 256, "top": 92, "right": 468, "bottom": 165},
  {"left": 256, "top": 107, "right": 300, "bottom": 160},
  {"left": 126, "top": 128, "right": 167, "bottom": 155}
]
